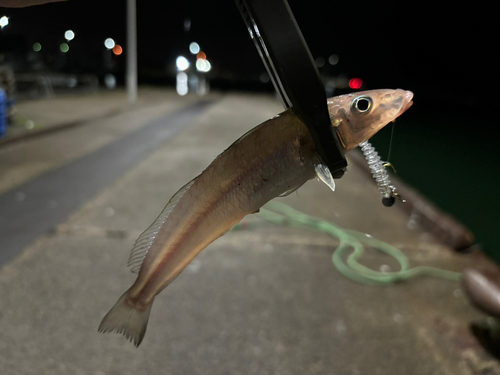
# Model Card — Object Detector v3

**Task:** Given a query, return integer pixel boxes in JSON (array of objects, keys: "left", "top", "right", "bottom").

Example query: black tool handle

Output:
[{"left": 235, "top": 0, "right": 347, "bottom": 177}]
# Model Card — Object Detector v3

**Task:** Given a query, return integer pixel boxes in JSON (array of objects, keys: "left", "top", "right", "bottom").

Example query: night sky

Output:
[{"left": 1, "top": 0, "right": 496, "bottom": 111}]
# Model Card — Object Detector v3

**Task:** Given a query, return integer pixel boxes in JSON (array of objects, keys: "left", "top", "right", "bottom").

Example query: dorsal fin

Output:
[{"left": 127, "top": 177, "right": 198, "bottom": 273}]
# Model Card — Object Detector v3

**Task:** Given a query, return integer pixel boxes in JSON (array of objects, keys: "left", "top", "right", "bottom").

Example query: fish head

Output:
[{"left": 327, "top": 89, "right": 413, "bottom": 153}]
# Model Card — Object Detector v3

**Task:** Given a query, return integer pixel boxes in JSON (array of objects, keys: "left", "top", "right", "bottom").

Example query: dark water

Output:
[{"left": 368, "top": 106, "right": 500, "bottom": 263}]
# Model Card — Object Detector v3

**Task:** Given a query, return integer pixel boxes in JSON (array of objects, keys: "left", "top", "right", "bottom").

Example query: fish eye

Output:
[{"left": 350, "top": 96, "right": 373, "bottom": 115}]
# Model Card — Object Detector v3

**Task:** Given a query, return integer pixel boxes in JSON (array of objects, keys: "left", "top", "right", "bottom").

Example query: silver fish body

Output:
[
  {"left": 130, "top": 109, "right": 316, "bottom": 308},
  {"left": 99, "top": 89, "right": 414, "bottom": 346}
]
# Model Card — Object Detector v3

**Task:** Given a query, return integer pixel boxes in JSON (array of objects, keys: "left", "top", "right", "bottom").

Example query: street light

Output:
[
  {"left": 176, "top": 56, "right": 189, "bottom": 71},
  {"left": 60, "top": 43, "right": 69, "bottom": 53},
  {"left": 0, "top": 16, "right": 9, "bottom": 29},
  {"left": 196, "top": 58, "right": 211, "bottom": 72},
  {"left": 64, "top": 30, "right": 75, "bottom": 41},
  {"left": 189, "top": 42, "right": 200, "bottom": 54},
  {"left": 104, "top": 38, "right": 115, "bottom": 50},
  {"left": 112, "top": 45, "right": 123, "bottom": 56}
]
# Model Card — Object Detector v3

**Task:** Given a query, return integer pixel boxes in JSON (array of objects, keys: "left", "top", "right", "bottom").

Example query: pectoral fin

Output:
[{"left": 314, "top": 163, "right": 335, "bottom": 192}]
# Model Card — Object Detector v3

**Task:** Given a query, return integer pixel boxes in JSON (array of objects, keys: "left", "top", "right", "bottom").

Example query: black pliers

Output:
[{"left": 235, "top": 0, "right": 347, "bottom": 178}]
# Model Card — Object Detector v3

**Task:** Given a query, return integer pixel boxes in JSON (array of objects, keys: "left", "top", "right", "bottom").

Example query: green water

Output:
[{"left": 368, "top": 108, "right": 500, "bottom": 263}]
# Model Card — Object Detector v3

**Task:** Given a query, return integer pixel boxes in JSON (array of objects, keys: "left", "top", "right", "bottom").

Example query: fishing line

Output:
[
  {"left": 234, "top": 201, "right": 461, "bottom": 285},
  {"left": 386, "top": 122, "right": 396, "bottom": 164}
]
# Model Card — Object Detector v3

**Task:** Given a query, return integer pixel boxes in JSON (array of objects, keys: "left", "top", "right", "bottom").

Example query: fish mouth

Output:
[{"left": 397, "top": 90, "right": 414, "bottom": 117}]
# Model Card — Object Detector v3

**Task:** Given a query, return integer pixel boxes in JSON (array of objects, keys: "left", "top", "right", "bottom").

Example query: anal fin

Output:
[{"left": 127, "top": 177, "right": 198, "bottom": 273}]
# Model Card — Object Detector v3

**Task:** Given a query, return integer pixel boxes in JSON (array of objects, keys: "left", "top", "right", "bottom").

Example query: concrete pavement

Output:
[
  {"left": 1, "top": 88, "right": 200, "bottom": 145},
  {"left": 0, "top": 89, "right": 495, "bottom": 374},
  {"left": 0, "top": 88, "right": 203, "bottom": 194},
  {"left": 0, "top": 100, "right": 213, "bottom": 265}
]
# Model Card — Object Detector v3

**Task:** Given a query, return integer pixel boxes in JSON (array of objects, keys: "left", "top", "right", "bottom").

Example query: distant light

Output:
[
  {"left": 196, "top": 51, "right": 206, "bottom": 60},
  {"left": 60, "top": 43, "right": 69, "bottom": 53},
  {"left": 196, "top": 58, "right": 207, "bottom": 72},
  {"left": 104, "top": 38, "right": 115, "bottom": 49},
  {"left": 195, "top": 58, "right": 211, "bottom": 72},
  {"left": 67, "top": 75, "right": 77, "bottom": 88},
  {"left": 0, "top": 16, "right": 9, "bottom": 28},
  {"left": 176, "top": 72, "right": 188, "bottom": 96},
  {"left": 315, "top": 57, "right": 325, "bottom": 68},
  {"left": 204, "top": 60, "right": 211, "bottom": 72},
  {"left": 112, "top": 45, "right": 123, "bottom": 56},
  {"left": 176, "top": 56, "right": 189, "bottom": 71},
  {"left": 104, "top": 74, "right": 116, "bottom": 89},
  {"left": 260, "top": 72, "right": 270, "bottom": 83},
  {"left": 177, "top": 72, "right": 188, "bottom": 83},
  {"left": 196, "top": 75, "right": 208, "bottom": 96},
  {"left": 184, "top": 18, "right": 191, "bottom": 32},
  {"left": 33, "top": 43, "right": 42, "bottom": 52},
  {"left": 64, "top": 30, "right": 75, "bottom": 41},
  {"left": 177, "top": 85, "right": 188, "bottom": 96},
  {"left": 349, "top": 78, "right": 363, "bottom": 89},
  {"left": 329, "top": 54, "right": 339, "bottom": 65},
  {"left": 189, "top": 42, "right": 200, "bottom": 54}
]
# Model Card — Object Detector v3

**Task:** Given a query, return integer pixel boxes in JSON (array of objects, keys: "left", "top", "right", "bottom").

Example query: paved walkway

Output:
[
  {"left": 0, "top": 88, "right": 203, "bottom": 194},
  {"left": 1, "top": 88, "right": 196, "bottom": 144},
  {"left": 0, "top": 89, "right": 495, "bottom": 375}
]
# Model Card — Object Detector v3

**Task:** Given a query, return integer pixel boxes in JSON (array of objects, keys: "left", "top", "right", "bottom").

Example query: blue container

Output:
[{"left": 0, "top": 88, "right": 6, "bottom": 138}]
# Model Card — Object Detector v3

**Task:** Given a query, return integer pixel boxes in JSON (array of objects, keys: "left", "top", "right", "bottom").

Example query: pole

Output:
[{"left": 126, "top": 0, "right": 137, "bottom": 102}]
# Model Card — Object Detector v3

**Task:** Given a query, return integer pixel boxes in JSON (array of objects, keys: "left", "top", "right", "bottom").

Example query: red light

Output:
[
  {"left": 196, "top": 51, "right": 206, "bottom": 60},
  {"left": 112, "top": 45, "right": 123, "bottom": 56},
  {"left": 349, "top": 78, "right": 363, "bottom": 89}
]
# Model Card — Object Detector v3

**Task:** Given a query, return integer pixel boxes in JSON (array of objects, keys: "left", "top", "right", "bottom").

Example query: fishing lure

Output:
[{"left": 359, "top": 140, "right": 404, "bottom": 207}]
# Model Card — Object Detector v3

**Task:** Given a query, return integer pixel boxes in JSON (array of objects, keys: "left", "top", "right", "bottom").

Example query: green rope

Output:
[{"left": 234, "top": 200, "right": 461, "bottom": 285}]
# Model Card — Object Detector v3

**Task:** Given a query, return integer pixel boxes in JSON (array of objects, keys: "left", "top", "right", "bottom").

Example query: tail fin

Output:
[{"left": 98, "top": 290, "right": 153, "bottom": 347}]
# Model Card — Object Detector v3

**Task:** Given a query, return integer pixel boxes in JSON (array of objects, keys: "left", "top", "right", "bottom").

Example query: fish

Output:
[{"left": 98, "top": 88, "right": 414, "bottom": 346}]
